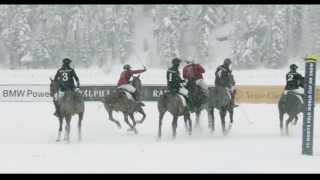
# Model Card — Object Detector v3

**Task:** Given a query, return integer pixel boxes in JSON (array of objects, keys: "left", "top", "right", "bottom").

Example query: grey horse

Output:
[
  {"left": 102, "top": 75, "right": 146, "bottom": 134},
  {"left": 50, "top": 78, "right": 85, "bottom": 142},
  {"left": 278, "top": 91, "right": 303, "bottom": 136},
  {"left": 157, "top": 91, "right": 192, "bottom": 139},
  {"left": 207, "top": 86, "right": 234, "bottom": 135}
]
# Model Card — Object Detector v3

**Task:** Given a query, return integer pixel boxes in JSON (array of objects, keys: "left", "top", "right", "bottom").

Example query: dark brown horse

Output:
[
  {"left": 185, "top": 80, "right": 209, "bottom": 128},
  {"left": 102, "top": 75, "right": 146, "bottom": 134},
  {"left": 50, "top": 78, "right": 85, "bottom": 142},
  {"left": 157, "top": 91, "right": 192, "bottom": 139},
  {"left": 278, "top": 91, "right": 303, "bottom": 136}
]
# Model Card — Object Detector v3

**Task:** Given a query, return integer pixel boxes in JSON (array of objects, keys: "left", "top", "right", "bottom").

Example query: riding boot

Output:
[{"left": 231, "top": 91, "right": 239, "bottom": 108}]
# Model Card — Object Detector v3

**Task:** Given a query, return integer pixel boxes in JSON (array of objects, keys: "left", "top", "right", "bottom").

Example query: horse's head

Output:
[
  {"left": 131, "top": 75, "right": 142, "bottom": 91},
  {"left": 49, "top": 78, "right": 58, "bottom": 97}
]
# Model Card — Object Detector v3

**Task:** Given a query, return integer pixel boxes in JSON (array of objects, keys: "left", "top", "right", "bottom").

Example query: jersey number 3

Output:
[{"left": 62, "top": 72, "right": 69, "bottom": 81}]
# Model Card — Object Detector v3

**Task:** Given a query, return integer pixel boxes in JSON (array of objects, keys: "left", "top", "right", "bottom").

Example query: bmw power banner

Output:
[{"left": 0, "top": 84, "right": 169, "bottom": 102}]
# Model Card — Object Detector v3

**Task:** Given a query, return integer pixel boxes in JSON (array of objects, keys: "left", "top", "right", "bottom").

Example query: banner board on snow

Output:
[{"left": 0, "top": 84, "right": 319, "bottom": 103}]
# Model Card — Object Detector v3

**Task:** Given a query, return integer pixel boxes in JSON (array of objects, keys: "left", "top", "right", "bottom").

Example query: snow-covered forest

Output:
[{"left": 0, "top": 5, "right": 319, "bottom": 70}]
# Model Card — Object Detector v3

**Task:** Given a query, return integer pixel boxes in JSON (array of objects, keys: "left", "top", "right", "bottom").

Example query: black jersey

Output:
[
  {"left": 167, "top": 66, "right": 184, "bottom": 92},
  {"left": 214, "top": 65, "right": 234, "bottom": 87},
  {"left": 54, "top": 66, "right": 80, "bottom": 91},
  {"left": 285, "top": 71, "right": 304, "bottom": 90}
]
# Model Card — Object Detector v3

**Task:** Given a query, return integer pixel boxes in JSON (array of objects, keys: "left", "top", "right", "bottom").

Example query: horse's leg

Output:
[
  {"left": 158, "top": 111, "right": 165, "bottom": 139},
  {"left": 285, "top": 116, "right": 294, "bottom": 136},
  {"left": 195, "top": 110, "right": 201, "bottom": 128},
  {"left": 64, "top": 115, "right": 71, "bottom": 142},
  {"left": 123, "top": 112, "right": 134, "bottom": 132},
  {"left": 228, "top": 108, "right": 234, "bottom": 131},
  {"left": 129, "top": 113, "right": 138, "bottom": 134},
  {"left": 187, "top": 113, "right": 192, "bottom": 136},
  {"left": 184, "top": 115, "right": 189, "bottom": 132},
  {"left": 56, "top": 116, "right": 63, "bottom": 142},
  {"left": 219, "top": 109, "right": 227, "bottom": 135},
  {"left": 107, "top": 108, "right": 121, "bottom": 129},
  {"left": 279, "top": 111, "right": 284, "bottom": 136},
  {"left": 78, "top": 112, "right": 84, "bottom": 141},
  {"left": 207, "top": 107, "right": 215, "bottom": 132},
  {"left": 293, "top": 115, "right": 299, "bottom": 125},
  {"left": 172, "top": 115, "right": 178, "bottom": 139},
  {"left": 136, "top": 107, "right": 146, "bottom": 124}
]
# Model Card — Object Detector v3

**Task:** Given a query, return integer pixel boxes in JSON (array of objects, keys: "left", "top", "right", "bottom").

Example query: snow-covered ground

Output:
[{"left": 1, "top": 68, "right": 320, "bottom": 173}]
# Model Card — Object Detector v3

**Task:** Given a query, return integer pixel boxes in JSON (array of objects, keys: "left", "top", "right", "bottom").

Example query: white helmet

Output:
[{"left": 186, "top": 56, "right": 195, "bottom": 64}]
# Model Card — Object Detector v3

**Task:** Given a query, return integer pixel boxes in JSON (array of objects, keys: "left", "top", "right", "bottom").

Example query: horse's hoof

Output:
[{"left": 56, "top": 139, "right": 60, "bottom": 142}]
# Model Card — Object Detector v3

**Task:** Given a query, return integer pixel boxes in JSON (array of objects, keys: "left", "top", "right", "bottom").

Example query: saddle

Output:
[
  {"left": 285, "top": 90, "right": 304, "bottom": 105},
  {"left": 114, "top": 89, "right": 145, "bottom": 107},
  {"left": 167, "top": 91, "right": 188, "bottom": 107}
]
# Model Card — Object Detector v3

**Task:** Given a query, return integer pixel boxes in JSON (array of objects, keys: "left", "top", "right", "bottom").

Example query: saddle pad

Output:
[
  {"left": 178, "top": 94, "right": 187, "bottom": 107},
  {"left": 124, "top": 91, "right": 134, "bottom": 100},
  {"left": 285, "top": 91, "right": 304, "bottom": 104}
]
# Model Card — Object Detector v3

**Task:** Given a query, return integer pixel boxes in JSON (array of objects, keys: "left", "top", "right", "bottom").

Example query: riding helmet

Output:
[
  {"left": 223, "top": 58, "right": 232, "bottom": 65},
  {"left": 290, "top": 64, "right": 298, "bottom": 70},
  {"left": 172, "top": 58, "right": 182, "bottom": 65},
  {"left": 62, "top": 58, "right": 72, "bottom": 64},
  {"left": 123, "top": 64, "right": 131, "bottom": 70}
]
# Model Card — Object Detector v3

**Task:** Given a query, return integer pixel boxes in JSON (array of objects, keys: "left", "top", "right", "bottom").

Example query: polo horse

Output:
[
  {"left": 50, "top": 78, "right": 85, "bottom": 142},
  {"left": 102, "top": 75, "right": 146, "bottom": 134}
]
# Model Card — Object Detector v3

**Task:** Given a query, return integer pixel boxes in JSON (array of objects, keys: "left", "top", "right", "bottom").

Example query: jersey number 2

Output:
[{"left": 287, "top": 74, "right": 294, "bottom": 81}]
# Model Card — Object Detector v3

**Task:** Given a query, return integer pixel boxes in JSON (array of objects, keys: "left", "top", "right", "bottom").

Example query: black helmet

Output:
[
  {"left": 290, "top": 64, "right": 298, "bottom": 70},
  {"left": 62, "top": 58, "right": 72, "bottom": 64},
  {"left": 123, "top": 64, "right": 131, "bottom": 70},
  {"left": 223, "top": 58, "right": 232, "bottom": 65},
  {"left": 172, "top": 58, "right": 182, "bottom": 65}
]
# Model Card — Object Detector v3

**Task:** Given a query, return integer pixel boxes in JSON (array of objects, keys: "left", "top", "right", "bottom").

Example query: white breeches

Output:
[
  {"left": 179, "top": 86, "right": 189, "bottom": 96},
  {"left": 54, "top": 91, "right": 65, "bottom": 102},
  {"left": 284, "top": 87, "right": 304, "bottom": 95},
  {"left": 118, "top": 84, "right": 136, "bottom": 93},
  {"left": 196, "top": 79, "right": 208, "bottom": 90}
]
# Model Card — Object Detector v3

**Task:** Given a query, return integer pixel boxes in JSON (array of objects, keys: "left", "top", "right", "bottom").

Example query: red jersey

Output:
[
  {"left": 117, "top": 69, "right": 145, "bottom": 86},
  {"left": 182, "top": 64, "right": 205, "bottom": 80}
]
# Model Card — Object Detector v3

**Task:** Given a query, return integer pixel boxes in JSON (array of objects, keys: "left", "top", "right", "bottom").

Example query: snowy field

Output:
[{"left": 1, "top": 68, "right": 320, "bottom": 173}]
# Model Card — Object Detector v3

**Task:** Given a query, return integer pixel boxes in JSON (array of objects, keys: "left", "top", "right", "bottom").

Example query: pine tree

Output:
[
  {"left": 232, "top": 5, "right": 269, "bottom": 69},
  {"left": 264, "top": 5, "right": 289, "bottom": 68}
]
